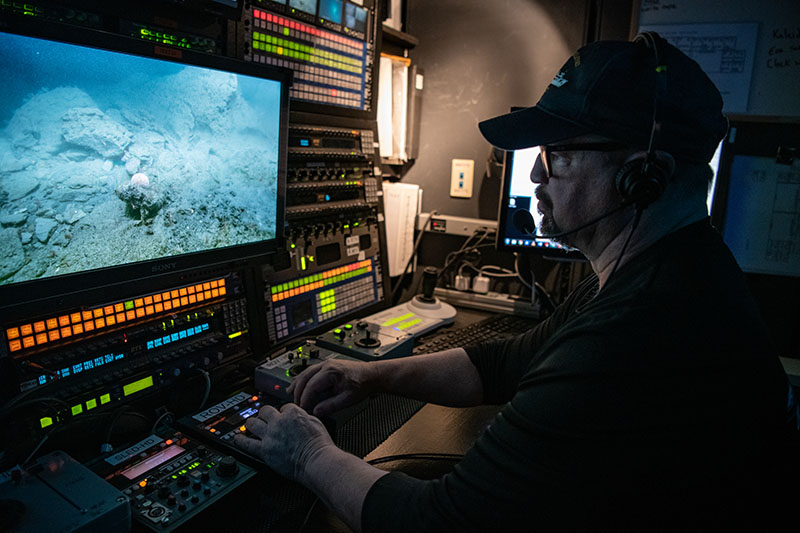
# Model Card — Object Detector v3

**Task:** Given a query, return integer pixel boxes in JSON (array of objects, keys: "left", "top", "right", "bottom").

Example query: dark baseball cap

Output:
[{"left": 478, "top": 34, "right": 728, "bottom": 163}]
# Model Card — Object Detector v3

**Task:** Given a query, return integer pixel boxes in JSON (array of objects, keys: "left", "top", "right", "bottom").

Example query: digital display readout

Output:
[{"left": 120, "top": 444, "right": 184, "bottom": 480}]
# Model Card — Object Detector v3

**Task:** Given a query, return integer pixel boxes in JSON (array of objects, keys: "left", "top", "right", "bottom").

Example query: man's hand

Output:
[
  {"left": 287, "top": 359, "right": 375, "bottom": 417},
  {"left": 233, "top": 403, "right": 335, "bottom": 485}
]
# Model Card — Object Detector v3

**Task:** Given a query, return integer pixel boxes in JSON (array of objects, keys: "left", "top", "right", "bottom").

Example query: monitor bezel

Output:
[{"left": 0, "top": 15, "right": 291, "bottom": 309}]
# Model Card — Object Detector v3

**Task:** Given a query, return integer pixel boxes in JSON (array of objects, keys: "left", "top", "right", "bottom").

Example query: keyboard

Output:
[{"left": 412, "top": 313, "right": 534, "bottom": 355}]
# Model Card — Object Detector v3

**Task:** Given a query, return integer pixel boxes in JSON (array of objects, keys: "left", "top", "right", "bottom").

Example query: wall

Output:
[{"left": 401, "top": 0, "right": 634, "bottom": 219}]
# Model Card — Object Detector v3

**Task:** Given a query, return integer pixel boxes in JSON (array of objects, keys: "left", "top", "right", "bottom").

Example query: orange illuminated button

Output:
[
  {"left": 139, "top": 480, "right": 147, "bottom": 488},
  {"left": 22, "top": 336, "right": 35, "bottom": 348},
  {"left": 209, "top": 428, "right": 216, "bottom": 433},
  {"left": 93, "top": 308, "right": 103, "bottom": 318},
  {"left": 165, "top": 439, "right": 174, "bottom": 445},
  {"left": 240, "top": 425, "right": 246, "bottom": 432},
  {"left": 6, "top": 327, "right": 20, "bottom": 340},
  {"left": 251, "top": 396, "right": 259, "bottom": 402},
  {"left": 33, "top": 321, "right": 46, "bottom": 333},
  {"left": 58, "top": 315, "right": 70, "bottom": 327}
]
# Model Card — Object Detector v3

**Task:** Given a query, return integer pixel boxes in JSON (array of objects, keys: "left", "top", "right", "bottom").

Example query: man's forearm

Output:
[
  {"left": 371, "top": 348, "right": 483, "bottom": 407},
  {"left": 303, "top": 445, "right": 388, "bottom": 533}
]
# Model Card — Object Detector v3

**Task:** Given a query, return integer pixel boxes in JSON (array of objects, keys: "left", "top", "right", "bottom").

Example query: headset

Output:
[
  {"left": 614, "top": 31, "right": 672, "bottom": 208},
  {"left": 514, "top": 32, "right": 673, "bottom": 242}
]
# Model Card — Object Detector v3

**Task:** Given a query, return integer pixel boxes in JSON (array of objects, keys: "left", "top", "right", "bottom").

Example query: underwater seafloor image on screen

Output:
[{"left": 0, "top": 31, "right": 282, "bottom": 287}]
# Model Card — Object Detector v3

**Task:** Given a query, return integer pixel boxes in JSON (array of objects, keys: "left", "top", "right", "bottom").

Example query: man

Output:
[{"left": 236, "top": 35, "right": 792, "bottom": 531}]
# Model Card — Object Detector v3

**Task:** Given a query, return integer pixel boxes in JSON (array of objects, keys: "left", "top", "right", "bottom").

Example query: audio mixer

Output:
[{"left": 86, "top": 430, "right": 255, "bottom": 532}]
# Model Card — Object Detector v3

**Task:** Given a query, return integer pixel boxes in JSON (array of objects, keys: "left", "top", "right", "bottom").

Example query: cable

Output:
[
  {"left": 610, "top": 207, "right": 644, "bottom": 278},
  {"left": 390, "top": 210, "right": 438, "bottom": 303},
  {"left": 366, "top": 452, "right": 464, "bottom": 466},
  {"left": 151, "top": 411, "right": 175, "bottom": 434},
  {"left": 198, "top": 369, "right": 211, "bottom": 409},
  {"left": 104, "top": 409, "right": 150, "bottom": 447}
]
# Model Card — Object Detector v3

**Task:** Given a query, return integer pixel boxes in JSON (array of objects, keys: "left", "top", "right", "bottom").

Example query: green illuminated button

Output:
[
  {"left": 344, "top": 324, "right": 353, "bottom": 330},
  {"left": 333, "top": 328, "right": 345, "bottom": 340},
  {"left": 40, "top": 417, "right": 53, "bottom": 429},
  {"left": 123, "top": 375, "right": 154, "bottom": 396},
  {"left": 86, "top": 398, "right": 98, "bottom": 410},
  {"left": 71, "top": 404, "right": 83, "bottom": 416},
  {"left": 100, "top": 393, "right": 111, "bottom": 405}
]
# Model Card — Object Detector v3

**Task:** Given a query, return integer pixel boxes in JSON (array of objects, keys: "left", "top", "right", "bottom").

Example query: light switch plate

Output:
[{"left": 450, "top": 159, "right": 474, "bottom": 198}]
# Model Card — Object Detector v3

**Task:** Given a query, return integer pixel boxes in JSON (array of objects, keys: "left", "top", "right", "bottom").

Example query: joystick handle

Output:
[{"left": 419, "top": 266, "right": 438, "bottom": 303}]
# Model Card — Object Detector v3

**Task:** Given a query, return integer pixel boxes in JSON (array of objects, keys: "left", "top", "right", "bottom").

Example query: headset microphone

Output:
[{"left": 512, "top": 200, "right": 633, "bottom": 240}]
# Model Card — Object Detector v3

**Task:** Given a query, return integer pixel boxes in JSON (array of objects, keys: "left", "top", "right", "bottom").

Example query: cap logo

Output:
[{"left": 551, "top": 71, "right": 568, "bottom": 88}]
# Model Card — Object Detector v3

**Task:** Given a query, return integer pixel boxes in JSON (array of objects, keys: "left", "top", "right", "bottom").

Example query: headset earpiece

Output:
[{"left": 615, "top": 155, "right": 670, "bottom": 207}]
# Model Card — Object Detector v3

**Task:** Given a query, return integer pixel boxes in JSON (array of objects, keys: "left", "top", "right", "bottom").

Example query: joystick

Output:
[{"left": 355, "top": 327, "right": 381, "bottom": 348}]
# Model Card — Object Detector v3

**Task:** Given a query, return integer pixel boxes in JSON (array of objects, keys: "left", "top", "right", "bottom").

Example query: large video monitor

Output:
[{"left": 0, "top": 16, "right": 290, "bottom": 307}]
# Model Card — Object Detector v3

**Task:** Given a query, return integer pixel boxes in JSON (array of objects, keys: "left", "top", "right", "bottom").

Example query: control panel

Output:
[
  {"left": 2, "top": 272, "right": 252, "bottom": 435},
  {"left": 178, "top": 389, "right": 276, "bottom": 466},
  {"left": 244, "top": 1, "right": 379, "bottom": 112},
  {"left": 315, "top": 321, "right": 414, "bottom": 361},
  {"left": 87, "top": 430, "right": 255, "bottom": 532},
  {"left": 255, "top": 340, "right": 359, "bottom": 401}
]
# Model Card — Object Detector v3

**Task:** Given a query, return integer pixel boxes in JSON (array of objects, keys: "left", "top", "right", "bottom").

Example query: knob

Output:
[
  {"left": 201, "top": 472, "right": 210, "bottom": 482},
  {"left": 192, "top": 481, "right": 202, "bottom": 490},
  {"left": 333, "top": 328, "right": 345, "bottom": 340},
  {"left": 217, "top": 456, "right": 238, "bottom": 477},
  {"left": 197, "top": 446, "right": 208, "bottom": 458},
  {"left": 203, "top": 486, "right": 212, "bottom": 495},
  {"left": 177, "top": 475, "right": 190, "bottom": 487},
  {"left": 180, "top": 489, "right": 189, "bottom": 498},
  {"left": 178, "top": 502, "right": 187, "bottom": 512},
  {"left": 191, "top": 495, "right": 199, "bottom": 504},
  {"left": 157, "top": 485, "right": 171, "bottom": 499},
  {"left": 167, "top": 494, "right": 177, "bottom": 506}
]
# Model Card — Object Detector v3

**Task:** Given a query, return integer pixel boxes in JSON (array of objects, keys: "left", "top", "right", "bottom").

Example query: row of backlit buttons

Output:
[
  {"left": 6, "top": 278, "right": 226, "bottom": 353},
  {"left": 252, "top": 9, "right": 364, "bottom": 54},
  {"left": 270, "top": 260, "right": 372, "bottom": 302}
]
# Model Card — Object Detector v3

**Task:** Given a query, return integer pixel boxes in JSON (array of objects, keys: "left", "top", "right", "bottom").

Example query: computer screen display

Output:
[
  {"left": 0, "top": 19, "right": 289, "bottom": 301},
  {"left": 289, "top": 0, "right": 317, "bottom": 15},
  {"left": 318, "top": 0, "right": 343, "bottom": 24},
  {"left": 496, "top": 146, "right": 584, "bottom": 258},
  {"left": 344, "top": 3, "right": 368, "bottom": 34}
]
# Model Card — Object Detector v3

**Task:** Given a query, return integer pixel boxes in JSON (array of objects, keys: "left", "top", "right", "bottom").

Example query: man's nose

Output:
[{"left": 530, "top": 153, "right": 547, "bottom": 184}]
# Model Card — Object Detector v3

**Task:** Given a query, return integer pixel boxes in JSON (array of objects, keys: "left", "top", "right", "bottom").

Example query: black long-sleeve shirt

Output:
[{"left": 363, "top": 220, "right": 790, "bottom": 531}]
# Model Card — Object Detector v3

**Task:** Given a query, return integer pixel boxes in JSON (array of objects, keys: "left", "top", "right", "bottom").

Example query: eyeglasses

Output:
[{"left": 539, "top": 142, "right": 628, "bottom": 179}]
